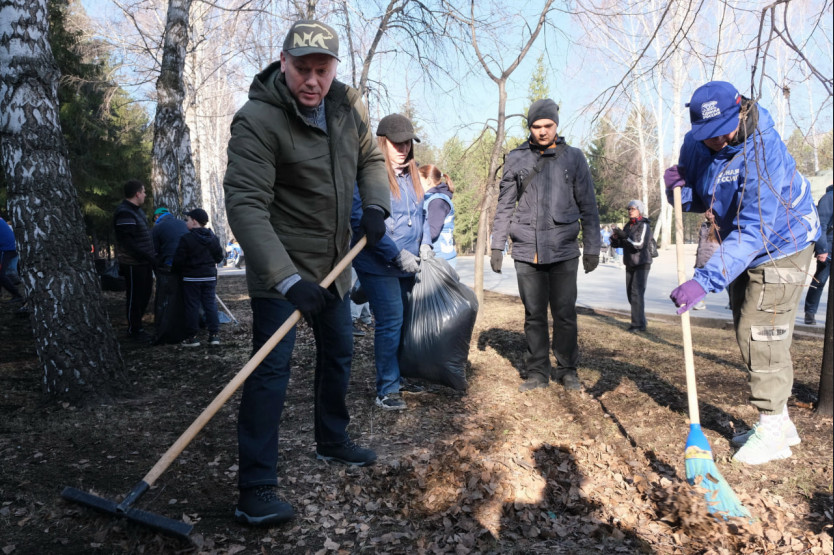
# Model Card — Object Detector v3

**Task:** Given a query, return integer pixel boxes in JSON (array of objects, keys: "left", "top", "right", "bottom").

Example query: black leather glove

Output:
[
  {"left": 359, "top": 208, "right": 386, "bottom": 248},
  {"left": 285, "top": 280, "right": 336, "bottom": 318},
  {"left": 583, "top": 254, "right": 599, "bottom": 274},
  {"left": 490, "top": 249, "right": 503, "bottom": 273}
]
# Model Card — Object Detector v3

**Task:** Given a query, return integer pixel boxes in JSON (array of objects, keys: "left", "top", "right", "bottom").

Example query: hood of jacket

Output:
[
  {"left": 247, "top": 61, "right": 349, "bottom": 122},
  {"left": 426, "top": 183, "right": 453, "bottom": 199},
  {"left": 191, "top": 227, "right": 215, "bottom": 245}
]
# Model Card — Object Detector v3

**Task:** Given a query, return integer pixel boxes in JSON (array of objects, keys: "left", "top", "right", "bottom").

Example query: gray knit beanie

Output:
[
  {"left": 527, "top": 99, "right": 560, "bottom": 128},
  {"left": 627, "top": 199, "right": 647, "bottom": 218}
]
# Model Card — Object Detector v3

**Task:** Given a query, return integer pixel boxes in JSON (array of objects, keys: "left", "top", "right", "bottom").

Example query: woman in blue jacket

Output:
[
  {"left": 665, "top": 81, "right": 820, "bottom": 466},
  {"left": 418, "top": 164, "right": 456, "bottom": 268},
  {"left": 351, "top": 114, "right": 424, "bottom": 411}
]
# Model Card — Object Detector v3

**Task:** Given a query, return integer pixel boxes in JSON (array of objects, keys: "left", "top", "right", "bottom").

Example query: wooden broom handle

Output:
[
  {"left": 141, "top": 236, "right": 368, "bottom": 486},
  {"left": 673, "top": 187, "right": 701, "bottom": 426}
]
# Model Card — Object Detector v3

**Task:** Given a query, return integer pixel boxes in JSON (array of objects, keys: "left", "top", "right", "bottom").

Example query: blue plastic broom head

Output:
[{"left": 684, "top": 424, "right": 751, "bottom": 520}]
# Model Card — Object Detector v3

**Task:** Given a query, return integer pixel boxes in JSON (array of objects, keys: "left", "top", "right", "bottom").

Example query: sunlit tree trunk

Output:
[
  {"left": 0, "top": 0, "right": 126, "bottom": 405},
  {"left": 151, "top": 0, "right": 200, "bottom": 215},
  {"left": 185, "top": 2, "right": 229, "bottom": 245}
]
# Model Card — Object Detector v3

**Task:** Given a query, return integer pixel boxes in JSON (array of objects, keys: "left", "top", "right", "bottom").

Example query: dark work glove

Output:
[
  {"left": 611, "top": 228, "right": 626, "bottom": 240},
  {"left": 359, "top": 208, "right": 386, "bottom": 248},
  {"left": 285, "top": 280, "right": 336, "bottom": 318},
  {"left": 582, "top": 254, "right": 599, "bottom": 274},
  {"left": 490, "top": 249, "right": 503, "bottom": 273},
  {"left": 395, "top": 249, "right": 420, "bottom": 273}
]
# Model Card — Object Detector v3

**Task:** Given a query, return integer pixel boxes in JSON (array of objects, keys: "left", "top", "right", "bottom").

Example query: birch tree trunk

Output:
[
  {"left": 0, "top": 0, "right": 126, "bottom": 405},
  {"left": 151, "top": 0, "right": 200, "bottom": 215},
  {"left": 185, "top": 3, "right": 232, "bottom": 246},
  {"left": 632, "top": 82, "right": 650, "bottom": 210}
]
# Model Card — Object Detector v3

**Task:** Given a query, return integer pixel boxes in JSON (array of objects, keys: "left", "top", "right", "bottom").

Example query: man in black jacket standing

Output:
[
  {"left": 490, "top": 99, "right": 600, "bottom": 392},
  {"left": 113, "top": 179, "right": 155, "bottom": 340}
]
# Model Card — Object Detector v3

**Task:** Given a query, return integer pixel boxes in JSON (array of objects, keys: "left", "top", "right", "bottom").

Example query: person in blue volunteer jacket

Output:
[
  {"left": 418, "top": 163, "right": 456, "bottom": 268},
  {"left": 351, "top": 113, "right": 424, "bottom": 411},
  {"left": 152, "top": 207, "right": 189, "bottom": 269},
  {"left": 664, "top": 81, "right": 820, "bottom": 466}
]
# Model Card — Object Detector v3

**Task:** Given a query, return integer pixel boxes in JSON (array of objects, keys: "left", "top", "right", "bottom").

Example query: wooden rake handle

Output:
[
  {"left": 673, "top": 188, "right": 701, "bottom": 426},
  {"left": 141, "top": 236, "right": 368, "bottom": 486}
]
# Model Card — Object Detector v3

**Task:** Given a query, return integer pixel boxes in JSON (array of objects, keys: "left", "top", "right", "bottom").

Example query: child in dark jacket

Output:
[{"left": 173, "top": 208, "right": 225, "bottom": 347}]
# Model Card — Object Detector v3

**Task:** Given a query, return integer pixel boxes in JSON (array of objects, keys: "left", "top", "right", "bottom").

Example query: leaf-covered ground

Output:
[{"left": 0, "top": 275, "right": 831, "bottom": 554}]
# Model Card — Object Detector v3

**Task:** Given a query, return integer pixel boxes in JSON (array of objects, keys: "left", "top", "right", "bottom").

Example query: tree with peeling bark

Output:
[
  {"left": 0, "top": 0, "right": 126, "bottom": 405},
  {"left": 449, "top": 0, "right": 554, "bottom": 309},
  {"left": 151, "top": 0, "right": 200, "bottom": 216}
]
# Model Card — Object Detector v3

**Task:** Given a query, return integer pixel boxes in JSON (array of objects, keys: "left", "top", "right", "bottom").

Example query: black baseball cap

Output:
[
  {"left": 185, "top": 208, "right": 208, "bottom": 226},
  {"left": 376, "top": 113, "right": 421, "bottom": 143}
]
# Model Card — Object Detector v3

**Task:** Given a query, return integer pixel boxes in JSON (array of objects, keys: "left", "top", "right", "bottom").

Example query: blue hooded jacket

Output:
[
  {"left": 421, "top": 183, "right": 456, "bottom": 261},
  {"left": 351, "top": 172, "right": 424, "bottom": 277},
  {"left": 670, "top": 104, "right": 820, "bottom": 293}
]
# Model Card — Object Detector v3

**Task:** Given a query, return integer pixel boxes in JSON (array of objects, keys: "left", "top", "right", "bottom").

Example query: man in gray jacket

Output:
[
  {"left": 490, "top": 99, "right": 600, "bottom": 392},
  {"left": 223, "top": 19, "right": 390, "bottom": 526}
]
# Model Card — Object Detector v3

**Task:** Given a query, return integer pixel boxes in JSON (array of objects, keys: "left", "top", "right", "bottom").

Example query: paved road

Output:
[
  {"left": 453, "top": 244, "right": 827, "bottom": 330},
  {"left": 219, "top": 244, "right": 827, "bottom": 330}
]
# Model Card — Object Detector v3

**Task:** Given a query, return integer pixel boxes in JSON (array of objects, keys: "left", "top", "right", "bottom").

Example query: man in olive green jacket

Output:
[{"left": 223, "top": 19, "right": 391, "bottom": 527}]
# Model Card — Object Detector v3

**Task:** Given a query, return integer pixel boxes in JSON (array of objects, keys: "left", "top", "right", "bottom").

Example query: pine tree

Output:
[{"left": 48, "top": 0, "right": 152, "bottom": 256}]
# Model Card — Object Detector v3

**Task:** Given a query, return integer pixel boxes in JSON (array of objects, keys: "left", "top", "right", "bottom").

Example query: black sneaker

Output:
[
  {"left": 316, "top": 440, "right": 377, "bottom": 466},
  {"left": 805, "top": 313, "right": 816, "bottom": 325},
  {"left": 208, "top": 334, "right": 220, "bottom": 346},
  {"left": 375, "top": 393, "right": 407, "bottom": 411},
  {"left": 399, "top": 379, "right": 426, "bottom": 395},
  {"left": 234, "top": 486, "right": 294, "bottom": 526},
  {"left": 352, "top": 324, "right": 366, "bottom": 337},
  {"left": 181, "top": 336, "right": 200, "bottom": 347}
]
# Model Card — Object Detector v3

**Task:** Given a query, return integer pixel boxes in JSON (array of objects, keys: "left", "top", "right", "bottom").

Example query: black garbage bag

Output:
[
  {"left": 153, "top": 269, "right": 188, "bottom": 344},
  {"left": 399, "top": 257, "right": 478, "bottom": 391},
  {"left": 96, "top": 258, "right": 125, "bottom": 292}
]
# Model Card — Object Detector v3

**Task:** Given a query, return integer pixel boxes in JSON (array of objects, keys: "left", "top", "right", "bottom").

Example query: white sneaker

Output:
[
  {"left": 731, "top": 420, "right": 801, "bottom": 447},
  {"left": 732, "top": 428, "right": 792, "bottom": 465}
]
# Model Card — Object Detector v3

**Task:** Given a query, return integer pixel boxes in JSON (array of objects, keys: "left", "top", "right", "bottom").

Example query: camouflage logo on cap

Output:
[
  {"left": 292, "top": 23, "right": 334, "bottom": 49},
  {"left": 284, "top": 20, "right": 339, "bottom": 59}
]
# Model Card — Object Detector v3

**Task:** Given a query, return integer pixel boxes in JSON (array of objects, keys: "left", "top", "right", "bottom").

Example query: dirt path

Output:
[{"left": 0, "top": 276, "right": 831, "bottom": 554}]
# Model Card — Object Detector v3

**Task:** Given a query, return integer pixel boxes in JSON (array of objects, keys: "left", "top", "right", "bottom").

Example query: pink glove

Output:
[
  {"left": 664, "top": 165, "right": 686, "bottom": 190},
  {"left": 670, "top": 280, "right": 707, "bottom": 315}
]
